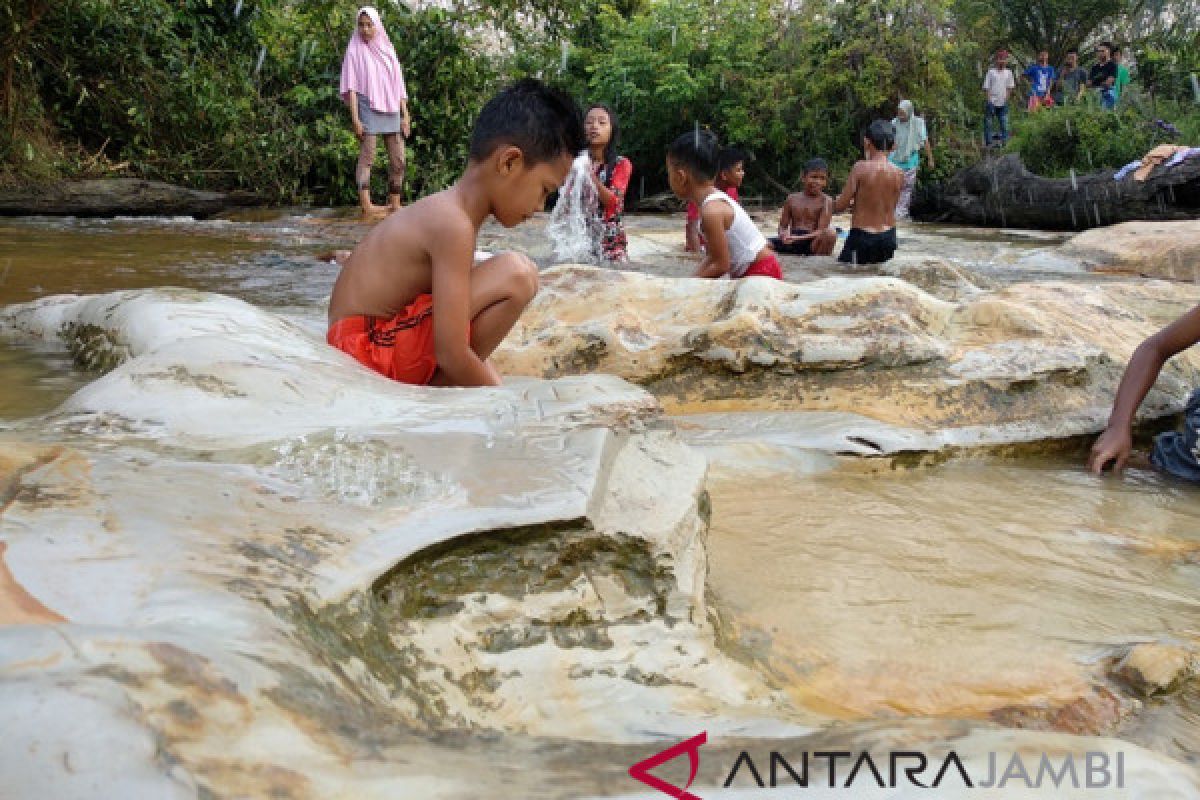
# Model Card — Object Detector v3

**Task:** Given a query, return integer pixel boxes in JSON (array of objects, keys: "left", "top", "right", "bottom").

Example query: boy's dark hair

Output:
[
  {"left": 667, "top": 128, "right": 719, "bottom": 180},
  {"left": 718, "top": 146, "right": 749, "bottom": 173},
  {"left": 865, "top": 120, "right": 895, "bottom": 151},
  {"left": 1111, "top": 44, "right": 1122, "bottom": 55},
  {"left": 469, "top": 79, "right": 586, "bottom": 165},
  {"left": 1067, "top": 48, "right": 1078, "bottom": 55},
  {"left": 585, "top": 104, "right": 621, "bottom": 179},
  {"left": 1099, "top": 40, "right": 1115, "bottom": 52},
  {"left": 803, "top": 157, "right": 829, "bottom": 175}
]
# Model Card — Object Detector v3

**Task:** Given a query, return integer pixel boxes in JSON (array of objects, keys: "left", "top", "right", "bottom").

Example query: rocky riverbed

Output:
[{"left": 1, "top": 211, "right": 1200, "bottom": 798}]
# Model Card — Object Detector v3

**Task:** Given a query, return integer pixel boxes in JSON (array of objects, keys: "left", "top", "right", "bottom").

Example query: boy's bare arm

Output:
[
  {"left": 1089, "top": 305, "right": 1200, "bottom": 473},
  {"left": 816, "top": 194, "right": 833, "bottom": 232},
  {"left": 429, "top": 216, "right": 499, "bottom": 387},
  {"left": 833, "top": 167, "right": 858, "bottom": 214},
  {"left": 685, "top": 217, "right": 702, "bottom": 251},
  {"left": 695, "top": 205, "right": 733, "bottom": 278},
  {"left": 778, "top": 200, "right": 793, "bottom": 238},
  {"left": 347, "top": 91, "right": 364, "bottom": 138}
]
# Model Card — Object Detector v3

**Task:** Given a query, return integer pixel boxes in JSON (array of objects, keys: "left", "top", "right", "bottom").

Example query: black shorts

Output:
[
  {"left": 1152, "top": 388, "right": 1200, "bottom": 482},
  {"left": 838, "top": 227, "right": 897, "bottom": 265},
  {"left": 769, "top": 229, "right": 812, "bottom": 256}
]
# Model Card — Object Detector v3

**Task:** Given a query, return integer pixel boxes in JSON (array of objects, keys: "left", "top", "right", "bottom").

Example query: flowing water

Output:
[
  {"left": 547, "top": 152, "right": 604, "bottom": 264},
  {"left": 705, "top": 457, "right": 1200, "bottom": 736},
  {"left": 2, "top": 212, "right": 1199, "bottom": 797}
]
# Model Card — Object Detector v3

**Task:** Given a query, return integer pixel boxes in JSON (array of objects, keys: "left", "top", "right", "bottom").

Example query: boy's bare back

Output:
[
  {"left": 324, "top": 78, "right": 583, "bottom": 388},
  {"left": 842, "top": 159, "right": 904, "bottom": 232},
  {"left": 328, "top": 191, "right": 474, "bottom": 324}
]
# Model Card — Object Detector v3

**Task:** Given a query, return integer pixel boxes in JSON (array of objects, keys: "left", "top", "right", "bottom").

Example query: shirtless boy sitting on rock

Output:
[
  {"left": 326, "top": 79, "right": 584, "bottom": 387},
  {"left": 833, "top": 120, "right": 905, "bottom": 265},
  {"left": 770, "top": 157, "right": 837, "bottom": 257}
]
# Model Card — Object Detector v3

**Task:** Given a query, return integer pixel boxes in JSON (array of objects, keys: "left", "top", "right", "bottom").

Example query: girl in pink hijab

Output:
[{"left": 340, "top": 6, "right": 412, "bottom": 215}]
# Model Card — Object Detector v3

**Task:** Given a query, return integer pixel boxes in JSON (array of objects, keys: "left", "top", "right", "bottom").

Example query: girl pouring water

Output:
[{"left": 584, "top": 104, "right": 632, "bottom": 262}]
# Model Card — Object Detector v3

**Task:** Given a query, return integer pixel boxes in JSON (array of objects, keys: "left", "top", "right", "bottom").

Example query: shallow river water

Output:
[{"left": 1, "top": 211, "right": 1199, "bottom": 799}]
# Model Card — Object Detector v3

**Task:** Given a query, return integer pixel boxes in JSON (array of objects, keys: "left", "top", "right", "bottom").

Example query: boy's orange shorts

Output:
[{"left": 327, "top": 294, "right": 439, "bottom": 385}]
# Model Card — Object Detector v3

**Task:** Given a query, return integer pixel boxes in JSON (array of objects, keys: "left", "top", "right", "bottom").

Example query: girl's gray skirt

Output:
[{"left": 357, "top": 94, "right": 402, "bottom": 136}]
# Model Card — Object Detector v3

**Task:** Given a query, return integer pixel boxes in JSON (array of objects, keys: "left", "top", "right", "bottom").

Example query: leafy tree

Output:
[
  {"left": 575, "top": 0, "right": 965, "bottom": 196},
  {"left": 1, "top": 0, "right": 51, "bottom": 135},
  {"left": 3, "top": 0, "right": 1197, "bottom": 199}
]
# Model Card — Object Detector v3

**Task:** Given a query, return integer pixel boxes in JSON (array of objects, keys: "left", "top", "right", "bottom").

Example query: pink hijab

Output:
[{"left": 339, "top": 6, "right": 407, "bottom": 114}]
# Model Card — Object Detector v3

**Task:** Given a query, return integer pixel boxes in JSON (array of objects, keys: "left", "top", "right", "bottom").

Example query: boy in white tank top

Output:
[{"left": 667, "top": 130, "right": 782, "bottom": 280}]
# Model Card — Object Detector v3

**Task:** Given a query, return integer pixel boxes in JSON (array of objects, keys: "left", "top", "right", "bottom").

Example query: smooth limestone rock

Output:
[
  {"left": 1112, "top": 642, "right": 1198, "bottom": 698},
  {"left": 1063, "top": 220, "right": 1200, "bottom": 281},
  {"left": 876, "top": 256, "right": 994, "bottom": 300},
  {"left": 0, "top": 289, "right": 797, "bottom": 799},
  {"left": 495, "top": 266, "right": 1200, "bottom": 451}
]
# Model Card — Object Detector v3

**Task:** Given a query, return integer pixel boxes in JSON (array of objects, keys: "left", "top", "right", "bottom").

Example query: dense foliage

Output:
[
  {"left": 1009, "top": 103, "right": 1200, "bottom": 176},
  {"left": 3, "top": 0, "right": 502, "bottom": 201},
  {"left": 1, "top": 0, "right": 1198, "bottom": 203},
  {"left": 567, "top": 0, "right": 969, "bottom": 194}
]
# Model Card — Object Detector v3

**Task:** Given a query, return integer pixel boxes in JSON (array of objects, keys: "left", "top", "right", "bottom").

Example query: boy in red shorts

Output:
[
  {"left": 327, "top": 80, "right": 585, "bottom": 386},
  {"left": 668, "top": 131, "right": 782, "bottom": 280}
]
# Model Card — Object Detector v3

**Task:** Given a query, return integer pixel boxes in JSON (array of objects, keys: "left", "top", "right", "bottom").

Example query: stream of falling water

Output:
[{"left": 547, "top": 152, "right": 604, "bottom": 263}]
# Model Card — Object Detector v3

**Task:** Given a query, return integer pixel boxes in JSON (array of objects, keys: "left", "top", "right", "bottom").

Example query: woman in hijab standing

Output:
[
  {"left": 340, "top": 7, "right": 412, "bottom": 216},
  {"left": 888, "top": 99, "right": 934, "bottom": 220}
]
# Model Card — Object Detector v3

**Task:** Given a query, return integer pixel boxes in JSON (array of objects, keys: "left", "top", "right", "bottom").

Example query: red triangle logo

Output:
[{"left": 628, "top": 732, "right": 708, "bottom": 799}]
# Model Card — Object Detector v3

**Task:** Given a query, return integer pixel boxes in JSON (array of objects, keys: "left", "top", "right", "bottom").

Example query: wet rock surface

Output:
[
  {"left": 4, "top": 213, "right": 1200, "bottom": 796},
  {"left": 1112, "top": 642, "right": 1199, "bottom": 698},
  {"left": 496, "top": 265, "right": 1200, "bottom": 450},
  {"left": 0, "top": 288, "right": 797, "bottom": 797},
  {"left": 1064, "top": 220, "right": 1200, "bottom": 281}
]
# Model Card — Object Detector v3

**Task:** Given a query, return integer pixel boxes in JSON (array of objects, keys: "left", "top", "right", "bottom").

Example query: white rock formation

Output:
[
  {"left": 496, "top": 266, "right": 1200, "bottom": 450},
  {"left": 1064, "top": 220, "right": 1200, "bottom": 281},
  {"left": 0, "top": 289, "right": 795, "bottom": 798}
]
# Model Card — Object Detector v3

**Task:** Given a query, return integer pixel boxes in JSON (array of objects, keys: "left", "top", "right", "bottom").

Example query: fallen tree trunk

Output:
[
  {"left": 912, "top": 153, "right": 1200, "bottom": 230},
  {"left": 0, "top": 178, "right": 259, "bottom": 218},
  {"left": 634, "top": 190, "right": 685, "bottom": 212}
]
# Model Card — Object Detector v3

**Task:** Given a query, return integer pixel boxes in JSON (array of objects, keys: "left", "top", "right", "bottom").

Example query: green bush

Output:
[
  {"left": 8, "top": 0, "right": 498, "bottom": 204},
  {"left": 1008, "top": 104, "right": 1198, "bottom": 177},
  {"left": 3, "top": 0, "right": 1196, "bottom": 203},
  {"left": 570, "top": 0, "right": 967, "bottom": 199}
]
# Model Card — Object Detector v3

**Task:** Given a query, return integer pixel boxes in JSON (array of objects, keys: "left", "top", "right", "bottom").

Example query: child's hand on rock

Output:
[{"left": 1089, "top": 427, "right": 1133, "bottom": 474}]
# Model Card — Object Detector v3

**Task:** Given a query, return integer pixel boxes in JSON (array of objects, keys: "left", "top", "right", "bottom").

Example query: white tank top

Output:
[{"left": 701, "top": 190, "right": 767, "bottom": 277}]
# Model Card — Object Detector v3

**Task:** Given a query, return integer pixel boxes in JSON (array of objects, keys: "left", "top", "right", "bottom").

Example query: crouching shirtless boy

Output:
[{"left": 327, "top": 79, "right": 585, "bottom": 386}]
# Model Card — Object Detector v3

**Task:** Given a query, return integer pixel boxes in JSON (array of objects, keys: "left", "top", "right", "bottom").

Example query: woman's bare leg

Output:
[
  {"left": 356, "top": 134, "right": 385, "bottom": 216},
  {"left": 384, "top": 133, "right": 406, "bottom": 211}
]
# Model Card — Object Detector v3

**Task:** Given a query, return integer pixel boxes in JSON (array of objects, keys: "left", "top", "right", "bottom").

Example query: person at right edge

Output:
[{"left": 1090, "top": 306, "right": 1200, "bottom": 481}]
